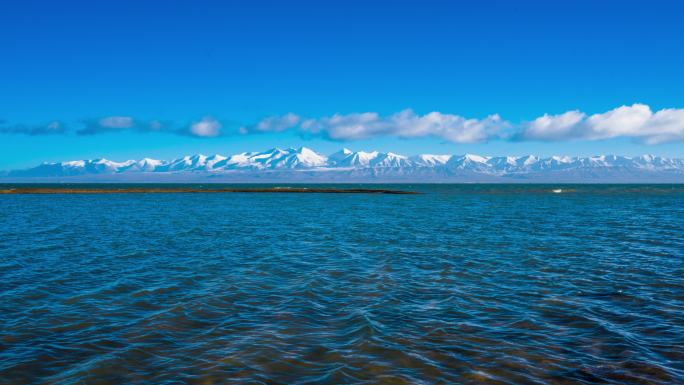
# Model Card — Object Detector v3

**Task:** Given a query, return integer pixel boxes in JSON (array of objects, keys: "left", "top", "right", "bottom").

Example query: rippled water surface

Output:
[{"left": 1, "top": 184, "right": 684, "bottom": 384}]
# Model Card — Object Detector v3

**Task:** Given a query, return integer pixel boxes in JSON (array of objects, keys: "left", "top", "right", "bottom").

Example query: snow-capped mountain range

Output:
[{"left": 3, "top": 147, "right": 684, "bottom": 182}]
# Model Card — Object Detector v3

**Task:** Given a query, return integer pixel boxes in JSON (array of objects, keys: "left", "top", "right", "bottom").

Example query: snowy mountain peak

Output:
[
  {"left": 329, "top": 149, "right": 381, "bottom": 167},
  {"left": 64, "top": 160, "right": 86, "bottom": 167},
  {"left": 292, "top": 147, "right": 327, "bottom": 167},
  {"left": 463, "top": 154, "right": 489, "bottom": 163},
  {"left": 371, "top": 152, "right": 412, "bottom": 168},
  {"left": 410, "top": 154, "right": 451, "bottom": 166}
]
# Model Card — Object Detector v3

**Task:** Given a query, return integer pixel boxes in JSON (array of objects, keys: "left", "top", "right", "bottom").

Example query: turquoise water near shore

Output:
[{"left": 1, "top": 184, "right": 683, "bottom": 384}]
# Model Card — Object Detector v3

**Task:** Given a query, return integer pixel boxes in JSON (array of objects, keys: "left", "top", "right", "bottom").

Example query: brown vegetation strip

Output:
[{"left": 0, "top": 187, "right": 418, "bottom": 195}]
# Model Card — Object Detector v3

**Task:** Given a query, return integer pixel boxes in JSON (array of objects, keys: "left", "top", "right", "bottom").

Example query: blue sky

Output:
[{"left": 1, "top": 0, "right": 684, "bottom": 169}]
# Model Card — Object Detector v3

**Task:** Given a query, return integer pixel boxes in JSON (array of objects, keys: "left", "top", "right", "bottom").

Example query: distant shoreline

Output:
[{"left": 0, "top": 187, "right": 418, "bottom": 195}]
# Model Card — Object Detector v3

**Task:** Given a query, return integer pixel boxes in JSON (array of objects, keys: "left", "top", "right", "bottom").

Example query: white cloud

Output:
[
  {"left": 521, "top": 104, "right": 684, "bottom": 144},
  {"left": 98, "top": 116, "right": 135, "bottom": 129},
  {"left": 298, "top": 109, "right": 506, "bottom": 143},
  {"left": 300, "top": 112, "right": 383, "bottom": 140},
  {"left": 643, "top": 108, "right": 684, "bottom": 144},
  {"left": 240, "top": 113, "right": 300, "bottom": 134},
  {"left": 584, "top": 104, "right": 652, "bottom": 139},
  {"left": 190, "top": 117, "right": 221, "bottom": 137},
  {"left": 521, "top": 110, "right": 586, "bottom": 141},
  {"left": 77, "top": 116, "right": 169, "bottom": 135}
]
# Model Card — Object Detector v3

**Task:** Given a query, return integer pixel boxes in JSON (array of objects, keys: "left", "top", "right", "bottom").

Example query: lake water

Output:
[{"left": 1, "top": 184, "right": 683, "bottom": 384}]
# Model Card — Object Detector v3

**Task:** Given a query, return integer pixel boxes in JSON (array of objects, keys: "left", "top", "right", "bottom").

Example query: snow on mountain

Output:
[
  {"left": 5, "top": 147, "right": 684, "bottom": 182},
  {"left": 631, "top": 155, "right": 684, "bottom": 170},
  {"left": 446, "top": 154, "right": 492, "bottom": 172},
  {"left": 131, "top": 158, "right": 166, "bottom": 172},
  {"left": 329, "top": 149, "right": 382, "bottom": 167},
  {"left": 517, "top": 155, "right": 540, "bottom": 167},
  {"left": 369, "top": 152, "right": 412, "bottom": 168},
  {"left": 13, "top": 158, "right": 137, "bottom": 177},
  {"left": 206, "top": 154, "right": 228, "bottom": 169},
  {"left": 327, "top": 148, "right": 355, "bottom": 166},
  {"left": 229, "top": 147, "right": 328, "bottom": 170},
  {"left": 224, "top": 152, "right": 258, "bottom": 169},
  {"left": 274, "top": 147, "right": 328, "bottom": 169},
  {"left": 410, "top": 154, "right": 452, "bottom": 167}
]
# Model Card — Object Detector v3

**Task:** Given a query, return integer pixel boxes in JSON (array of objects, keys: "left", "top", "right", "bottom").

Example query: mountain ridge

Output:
[{"left": 3, "top": 147, "right": 684, "bottom": 182}]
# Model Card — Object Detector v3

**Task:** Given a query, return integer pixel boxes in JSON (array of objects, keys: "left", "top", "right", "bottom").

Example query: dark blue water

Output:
[{"left": 1, "top": 184, "right": 683, "bottom": 384}]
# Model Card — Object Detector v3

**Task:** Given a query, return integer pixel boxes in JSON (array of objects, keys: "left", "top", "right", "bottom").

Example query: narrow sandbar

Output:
[{"left": 0, "top": 187, "right": 418, "bottom": 195}]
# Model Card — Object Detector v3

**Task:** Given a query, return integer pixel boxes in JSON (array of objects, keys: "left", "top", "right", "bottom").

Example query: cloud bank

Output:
[
  {"left": 3, "top": 104, "right": 684, "bottom": 144},
  {"left": 76, "top": 116, "right": 221, "bottom": 137},
  {"left": 249, "top": 105, "right": 684, "bottom": 144},
  {"left": 0, "top": 121, "right": 66, "bottom": 135},
  {"left": 519, "top": 104, "right": 684, "bottom": 144},
  {"left": 239, "top": 110, "right": 505, "bottom": 143},
  {"left": 298, "top": 110, "right": 505, "bottom": 143},
  {"left": 189, "top": 117, "right": 221, "bottom": 137},
  {"left": 240, "top": 113, "right": 300, "bottom": 134},
  {"left": 78, "top": 116, "right": 142, "bottom": 135}
]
